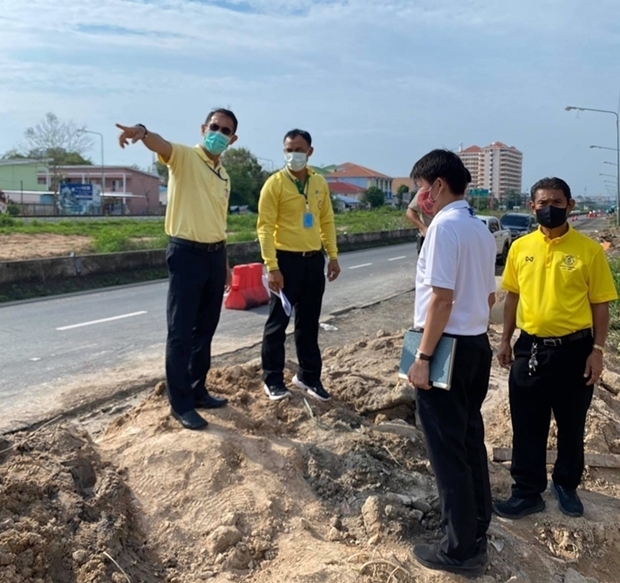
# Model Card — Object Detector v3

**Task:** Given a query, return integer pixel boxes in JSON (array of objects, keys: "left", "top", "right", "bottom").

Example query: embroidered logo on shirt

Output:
[
  {"left": 525, "top": 256, "right": 534, "bottom": 262},
  {"left": 560, "top": 254, "right": 576, "bottom": 271}
]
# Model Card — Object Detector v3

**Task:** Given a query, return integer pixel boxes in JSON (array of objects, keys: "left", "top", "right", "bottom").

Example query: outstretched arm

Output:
[{"left": 116, "top": 123, "right": 173, "bottom": 163}]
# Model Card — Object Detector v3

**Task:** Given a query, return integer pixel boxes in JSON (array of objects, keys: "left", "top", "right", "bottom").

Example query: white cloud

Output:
[{"left": 1, "top": 0, "right": 620, "bottom": 193}]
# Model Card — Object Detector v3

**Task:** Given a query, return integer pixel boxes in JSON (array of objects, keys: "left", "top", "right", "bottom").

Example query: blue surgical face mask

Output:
[{"left": 204, "top": 130, "right": 231, "bottom": 155}]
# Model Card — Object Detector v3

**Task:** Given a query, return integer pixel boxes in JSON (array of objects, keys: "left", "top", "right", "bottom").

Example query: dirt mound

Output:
[
  {"left": 0, "top": 425, "right": 161, "bottom": 583},
  {"left": 4, "top": 327, "right": 620, "bottom": 583},
  {"left": 0, "top": 234, "right": 92, "bottom": 261}
]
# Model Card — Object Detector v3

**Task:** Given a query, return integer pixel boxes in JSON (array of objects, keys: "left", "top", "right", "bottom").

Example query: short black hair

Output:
[
  {"left": 530, "top": 177, "right": 572, "bottom": 201},
  {"left": 411, "top": 149, "right": 471, "bottom": 195},
  {"left": 205, "top": 108, "right": 238, "bottom": 133},
  {"left": 284, "top": 129, "right": 312, "bottom": 146}
]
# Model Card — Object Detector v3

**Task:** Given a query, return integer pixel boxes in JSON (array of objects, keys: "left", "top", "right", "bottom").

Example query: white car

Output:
[{"left": 477, "top": 215, "right": 511, "bottom": 265}]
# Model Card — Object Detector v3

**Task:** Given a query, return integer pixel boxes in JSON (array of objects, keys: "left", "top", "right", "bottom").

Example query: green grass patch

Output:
[{"left": 0, "top": 209, "right": 416, "bottom": 252}]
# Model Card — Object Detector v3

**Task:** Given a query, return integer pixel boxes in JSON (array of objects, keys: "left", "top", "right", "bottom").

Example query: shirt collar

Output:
[
  {"left": 435, "top": 199, "right": 469, "bottom": 217},
  {"left": 194, "top": 144, "right": 221, "bottom": 170},
  {"left": 535, "top": 223, "right": 574, "bottom": 244}
]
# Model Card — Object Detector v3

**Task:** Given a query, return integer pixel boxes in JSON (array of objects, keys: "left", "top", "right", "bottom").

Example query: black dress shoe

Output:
[
  {"left": 551, "top": 482, "right": 584, "bottom": 517},
  {"left": 412, "top": 543, "right": 487, "bottom": 576},
  {"left": 171, "top": 408, "right": 208, "bottom": 430},
  {"left": 493, "top": 495, "right": 545, "bottom": 519},
  {"left": 195, "top": 394, "right": 228, "bottom": 409}
]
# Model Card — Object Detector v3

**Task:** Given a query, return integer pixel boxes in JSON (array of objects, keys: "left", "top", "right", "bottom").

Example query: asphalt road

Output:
[{"left": 0, "top": 243, "right": 418, "bottom": 431}]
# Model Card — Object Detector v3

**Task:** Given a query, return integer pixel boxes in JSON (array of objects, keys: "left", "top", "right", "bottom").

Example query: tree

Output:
[
  {"left": 396, "top": 184, "right": 410, "bottom": 209},
  {"left": 363, "top": 186, "right": 385, "bottom": 208},
  {"left": 221, "top": 147, "right": 270, "bottom": 211},
  {"left": 21, "top": 113, "right": 94, "bottom": 193}
]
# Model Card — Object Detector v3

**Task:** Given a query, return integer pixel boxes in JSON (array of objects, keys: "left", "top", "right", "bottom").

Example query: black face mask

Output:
[{"left": 535, "top": 205, "right": 568, "bottom": 229}]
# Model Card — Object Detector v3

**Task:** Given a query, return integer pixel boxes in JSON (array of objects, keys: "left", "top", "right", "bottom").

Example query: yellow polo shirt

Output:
[
  {"left": 257, "top": 168, "right": 338, "bottom": 271},
  {"left": 502, "top": 225, "right": 618, "bottom": 337},
  {"left": 159, "top": 143, "right": 230, "bottom": 243}
]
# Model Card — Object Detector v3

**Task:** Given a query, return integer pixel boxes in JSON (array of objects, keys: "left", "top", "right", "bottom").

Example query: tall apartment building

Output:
[{"left": 457, "top": 142, "right": 523, "bottom": 199}]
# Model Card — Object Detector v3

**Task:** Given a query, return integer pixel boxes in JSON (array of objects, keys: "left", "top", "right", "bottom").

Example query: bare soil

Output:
[
  {"left": 0, "top": 234, "right": 92, "bottom": 261},
  {"left": 2, "top": 301, "right": 620, "bottom": 583}
]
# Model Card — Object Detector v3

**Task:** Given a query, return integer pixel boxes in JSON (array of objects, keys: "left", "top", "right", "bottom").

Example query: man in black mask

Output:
[{"left": 494, "top": 177, "right": 617, "bottom": 519}]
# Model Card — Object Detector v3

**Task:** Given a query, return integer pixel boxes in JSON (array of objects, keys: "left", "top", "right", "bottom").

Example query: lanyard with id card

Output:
[{"left": 286, "top": 170, "right": 314, "bottom": 229}]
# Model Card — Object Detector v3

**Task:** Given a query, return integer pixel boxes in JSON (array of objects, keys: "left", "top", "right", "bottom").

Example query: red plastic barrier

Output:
[
  {"left": 224, "top": 264, "right": 250, "bottom": 310},
  {"left": 247, "top": 263, "right": 269, "bottom": 307}
]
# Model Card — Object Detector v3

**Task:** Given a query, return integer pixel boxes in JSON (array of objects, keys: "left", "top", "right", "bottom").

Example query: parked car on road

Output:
[
  {"left": 478, "top": 215, "right": 511, "bottom": 265},
  {"left": 500, "top": 212, "right": 537, "bottom": 242}
]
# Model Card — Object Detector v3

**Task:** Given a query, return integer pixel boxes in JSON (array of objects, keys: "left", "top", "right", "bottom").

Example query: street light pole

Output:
[
  {"left": 78, "top": 129, "right": 104, "bottom": 215},
  {"left": 565, "top": 106, "right": 620, "bottom": 226}
]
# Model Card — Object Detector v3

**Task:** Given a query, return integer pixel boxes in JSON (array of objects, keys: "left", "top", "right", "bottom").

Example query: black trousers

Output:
[
  {"left": 165, "top": 240, "right": 226, "bottom": 414},
  {"left": 416, "top": 333, "right": 493, "bottom": 560},
  {"left": 416, "top": 233, "right": 425, "bottom": 255},
  {"left": 509, "top": 333, "right": 594, "bottom": 498},
  {"left": 262, "top": 251, "right": 325, "bottom": 386}
]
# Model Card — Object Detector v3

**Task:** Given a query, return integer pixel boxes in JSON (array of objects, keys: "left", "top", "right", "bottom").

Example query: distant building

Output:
[
  {"left": 457, "top": 142, "right": 523, "bottom": 200},
  {"left": 37, "top": 165, "right": 161, "bottom": 215},
  {"left": 0, "top": 159, "right": 50, "bottom": 193},
  {"left": 391, "top": 177, "right": 415, "bottom": 203},
  {"left": 325, "top": 162, "right": 393, "bottom": 203}
]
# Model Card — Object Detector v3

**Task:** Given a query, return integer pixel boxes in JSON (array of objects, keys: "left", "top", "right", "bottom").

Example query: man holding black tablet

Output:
[{"left": 407, "top": 149, "right": 496, "bottom": 576}]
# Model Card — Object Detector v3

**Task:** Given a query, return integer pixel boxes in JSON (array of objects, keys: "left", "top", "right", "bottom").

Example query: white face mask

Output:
[{"left": 285, "top": 152, "right": 307, "bottom": 172}]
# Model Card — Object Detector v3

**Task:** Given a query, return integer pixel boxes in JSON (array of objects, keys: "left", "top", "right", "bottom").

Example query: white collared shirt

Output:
[{"left": 414, "top": 200, "right": 496, "bottom": 335}]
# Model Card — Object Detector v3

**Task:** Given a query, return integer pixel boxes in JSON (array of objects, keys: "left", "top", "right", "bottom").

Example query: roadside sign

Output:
[{"left": 58, "top": 183, "right": 100, "bottom": 215}]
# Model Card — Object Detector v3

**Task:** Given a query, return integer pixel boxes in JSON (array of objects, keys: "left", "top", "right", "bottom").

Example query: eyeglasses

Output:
[{"left": 207, "top": 123, "right": 234, "bottom": 137}]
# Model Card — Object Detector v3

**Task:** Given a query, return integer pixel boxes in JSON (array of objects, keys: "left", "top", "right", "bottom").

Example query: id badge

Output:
[{"left": 303, "top": 212, "right": 314, "bottom": 229}]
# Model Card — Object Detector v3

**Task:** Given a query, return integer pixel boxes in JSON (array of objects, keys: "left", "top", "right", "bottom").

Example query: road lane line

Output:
[
  {"left": 56, "top": 311, "right": 148, "bottom": 331},
  {"left": 388, "top": 255, "right": 407, "bottom": 261},
  {"left": 348, "top": 263, "right": 372, "bottom": 269}
]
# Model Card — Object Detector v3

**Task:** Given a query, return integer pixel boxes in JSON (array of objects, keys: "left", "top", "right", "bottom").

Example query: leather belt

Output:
[
  {"left": 277, "top": 249, "right": 322, "bottom": 257},
  {"left": 522, "top": 328, "right": 591, "bottom": 347},
  {"left": 170, "top": 237, "right": 225, "bottom": 252}
]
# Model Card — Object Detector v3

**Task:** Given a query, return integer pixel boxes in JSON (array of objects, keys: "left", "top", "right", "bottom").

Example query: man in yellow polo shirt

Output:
[
  {"left": 494, "top": 177, "right": 617, "bottom": 519},
  {"left": 116, "top": 109, "right": 238, "bottom": 430},
  {"left": 257, "top": 129, "right": 340, "bottom": 402}
]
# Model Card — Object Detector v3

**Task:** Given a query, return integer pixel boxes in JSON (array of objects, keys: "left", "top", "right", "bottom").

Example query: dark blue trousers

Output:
[{"left": 165, "top": 240, "right": 226, "bottom": 414}]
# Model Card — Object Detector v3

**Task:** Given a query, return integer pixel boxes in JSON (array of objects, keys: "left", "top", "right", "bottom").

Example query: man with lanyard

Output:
[
  {"left": 116, "top": 109, "right": 238, "bottom": 430},
  {"left": 257, "top": 129, "right": 340, "bottom": 402},
  {"left": 494, "top": 177, "right": 617, "bottom": 518},
  {"left": 407, "top": 149, "right": 496, "bottom": 576},
  {"left": 405, "top": 181, "right": 434, "bottom": 254}
]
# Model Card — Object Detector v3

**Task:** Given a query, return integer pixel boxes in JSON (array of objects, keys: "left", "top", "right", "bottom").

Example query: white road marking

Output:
[
  {"left": 388, "top": 255, "right": 407, "bottom": 261},
  {"left": 348, "top": 263, "right": 372, "bottom": 270},
  {"left": 56, "top": 311, "right": 148, "bottom": 331}
]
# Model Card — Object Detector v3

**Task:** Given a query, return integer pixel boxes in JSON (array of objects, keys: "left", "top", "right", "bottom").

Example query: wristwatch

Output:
[
  {"left": 593, "top": 344, "right": 605, "bottom": 354},
  {"left": 415, "top": 349, "right": 432, "bottom": 362},
  {"left": 136, "top": 124, "right": 148, "bottom": 138}
]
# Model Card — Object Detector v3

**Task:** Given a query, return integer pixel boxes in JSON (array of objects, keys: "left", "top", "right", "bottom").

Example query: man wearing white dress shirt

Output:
[{"left": 407, "top": 149, "right": 497, "bottom": 577}]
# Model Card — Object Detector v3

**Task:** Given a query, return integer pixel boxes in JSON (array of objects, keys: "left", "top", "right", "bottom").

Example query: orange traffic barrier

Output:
[
  {"left": 224, "top": 263, "right": 270, "bottom": 310},
  {"left": 224, "top": 264, "right": 250, "bottom": 310},
  {"left": 247, "top": 262, "right": 270, "bottom": 307}
]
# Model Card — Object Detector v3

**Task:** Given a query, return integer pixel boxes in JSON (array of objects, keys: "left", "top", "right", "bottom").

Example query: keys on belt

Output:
[{"left": 528, "top": 342, "right": 538, "bottom": 376}]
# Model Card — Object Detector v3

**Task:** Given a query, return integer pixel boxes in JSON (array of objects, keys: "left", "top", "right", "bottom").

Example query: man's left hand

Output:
[
  {"left": 584, "top": 349, "right": 604, "bottom": 386},
  {"left": 327, "top": 259, "right": 341, "bottom": 282},
  {"left": 408, "top": 359, "right": 431, "bottom": 390}
]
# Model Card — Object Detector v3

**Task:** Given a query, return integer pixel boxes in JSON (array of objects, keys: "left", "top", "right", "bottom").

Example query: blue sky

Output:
[{"left": 1, "top": 0, "right": 620, "bottom": 196}]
